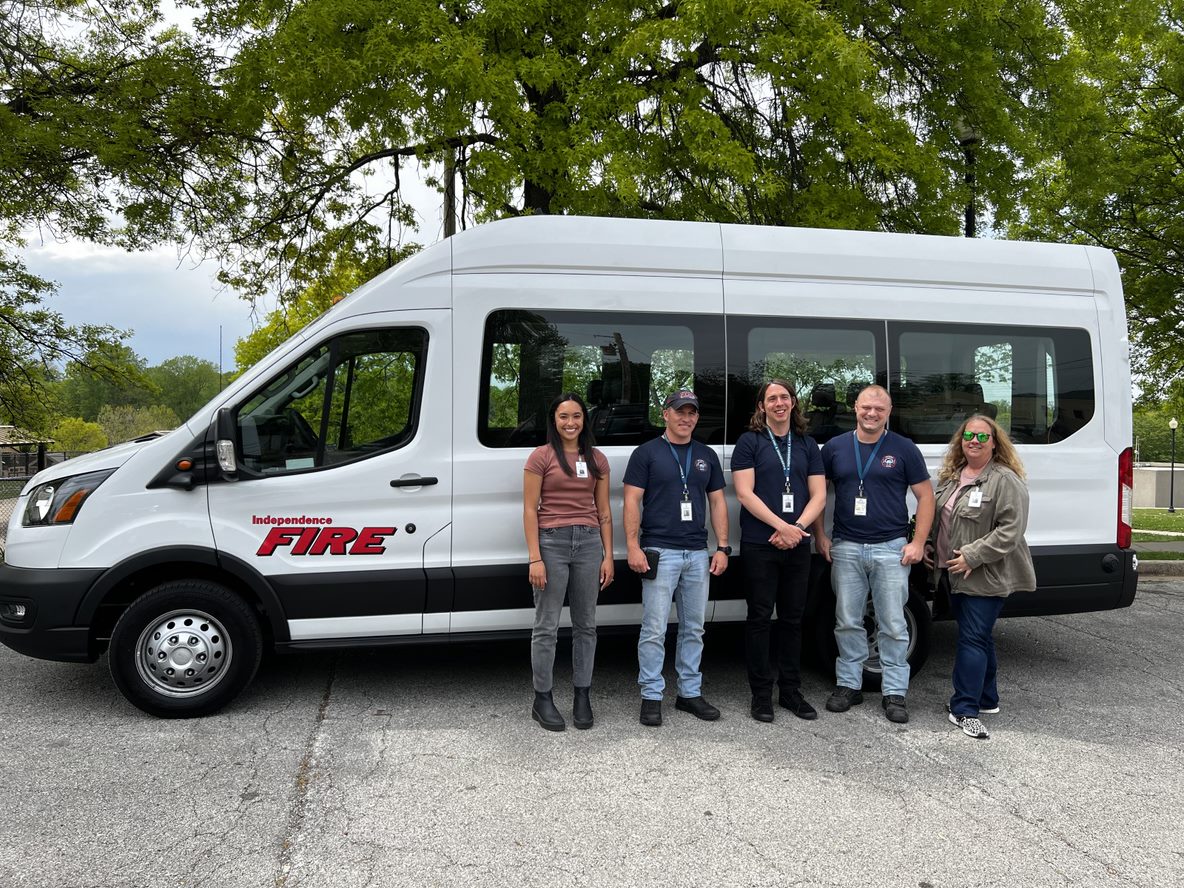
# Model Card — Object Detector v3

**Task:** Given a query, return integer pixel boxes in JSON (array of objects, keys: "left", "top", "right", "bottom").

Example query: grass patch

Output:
[
  {"left": 1132, "top": 531, "right": 1184, "bottom": 542},
  {"left": 1137, "top": 550, "right": 1184, "bottom": 561},
  {"left": 1132, "top": 508, "right": 1184, "bottom": 532}
]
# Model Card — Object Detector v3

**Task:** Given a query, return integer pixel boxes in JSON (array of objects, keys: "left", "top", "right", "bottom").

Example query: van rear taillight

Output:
[{"left": 1118, "top": 446, "right": 1133, "bottom": 548}]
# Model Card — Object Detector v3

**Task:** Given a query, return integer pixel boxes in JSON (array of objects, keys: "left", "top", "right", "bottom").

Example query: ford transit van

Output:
[{"left": 0, "top": 216, "right": 1137, "bottom": 716}]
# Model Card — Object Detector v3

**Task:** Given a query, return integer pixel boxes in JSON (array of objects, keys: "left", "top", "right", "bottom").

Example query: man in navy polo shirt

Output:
[
  {"left": 815, "top": 384, "right": 934, "bottom": 724},
  {"left": 624, "top": 389, "right": 730, "bottom": 727}
]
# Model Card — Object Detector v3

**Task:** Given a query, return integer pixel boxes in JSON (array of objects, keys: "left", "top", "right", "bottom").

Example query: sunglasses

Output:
[{"left": 962, "top": 430, "right": 992, "bottom": 443}]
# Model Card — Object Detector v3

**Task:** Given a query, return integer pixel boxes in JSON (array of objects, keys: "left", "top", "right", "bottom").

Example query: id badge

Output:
[
  {"left": 782, "top": 493, "right": 794, "bottom": 513},
  {"left": 575, "top": 460, "right": 589, "bottom": 479},
  {"left": 680, "top": 500, "right": 694, "bottom": 522},
  {"left": 854, "top": 497, "right": 868, "bottom": 517},
  {"left": 968, "top": 488, "right": 983, "bottom": 508}
]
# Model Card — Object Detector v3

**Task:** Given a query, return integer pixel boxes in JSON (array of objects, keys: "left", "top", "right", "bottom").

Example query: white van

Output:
[{"left": 0, "top": 217, "right": 1137, "bottom": 716}]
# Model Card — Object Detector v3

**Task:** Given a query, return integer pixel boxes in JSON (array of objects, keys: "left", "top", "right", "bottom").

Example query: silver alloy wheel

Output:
[
  {"left": 133, "top": 608, "right": 232, "bottom": 698},
  {"left": 863, "top": 600, "right": 918, "bottom": 675}
]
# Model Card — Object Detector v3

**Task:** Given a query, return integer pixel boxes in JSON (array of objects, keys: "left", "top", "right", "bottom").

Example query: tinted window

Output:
[
  {"left": 236, "top": 328, "right": 427, "bottom": 474},
  {"left": 726, "top": 317, "right": 887, "bottom": 444},
  {"left": 890, "top": 323, "right": 1094, "bottom": 444},
  {"left": 479, "top": 310, "right": 725, "bottom": 447}
]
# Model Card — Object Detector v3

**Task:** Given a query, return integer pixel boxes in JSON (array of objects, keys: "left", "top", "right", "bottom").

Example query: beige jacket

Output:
[{"left": 929, "top": 461, "right": 1036, "bottom": 598}]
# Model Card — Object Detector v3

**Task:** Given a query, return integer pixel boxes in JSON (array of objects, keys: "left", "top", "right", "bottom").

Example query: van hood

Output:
[{"left": 20, "top": 436, "right": 158, "bottom": 491}]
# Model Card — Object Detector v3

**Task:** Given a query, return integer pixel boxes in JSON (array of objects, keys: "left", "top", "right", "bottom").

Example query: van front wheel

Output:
[{"left": 109, "top": 581, "right": 263, "bottom": 718}]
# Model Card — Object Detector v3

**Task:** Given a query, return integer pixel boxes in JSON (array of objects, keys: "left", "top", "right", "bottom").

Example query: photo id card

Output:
[
  {"left": 782, "top": 493, "right": 794, "bottom": 513},
  {"left": 680, "top": 500, "right": 694, "bottom": 522},
  {"left": 854, "top": 496, "right": 868, "bottom": 517},
  {"left": 968, "top": 488, "right": 983, "bottom": 508},
  {"left": 575, "top": 459, "right": 588, "bottom": 478}
]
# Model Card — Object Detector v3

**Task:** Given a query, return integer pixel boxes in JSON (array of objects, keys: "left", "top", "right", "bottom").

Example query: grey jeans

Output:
[{"left": 532, "top": 524, "right": 602, "bottom": 691}]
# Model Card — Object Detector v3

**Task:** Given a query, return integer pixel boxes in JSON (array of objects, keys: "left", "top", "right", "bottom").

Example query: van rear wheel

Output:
[
  {"left": 811, "top": 582, "right": 931, "bottom": 691},
  {"left": 109, "top": 581, "right": 262, "bottom": 718}
]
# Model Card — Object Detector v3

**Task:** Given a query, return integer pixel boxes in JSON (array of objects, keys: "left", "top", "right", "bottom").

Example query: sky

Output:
[{"left": 22, "top": 168, "right": 451, "bottom": 372}]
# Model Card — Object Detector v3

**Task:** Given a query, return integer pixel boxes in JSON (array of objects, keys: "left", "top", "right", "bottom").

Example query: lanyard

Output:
[
  {"left": 852, "top": 430, "right": 886, "bottom": 496},
  {"left": 766, "top": 428, "right": 792, "bottom": 492},
  {"left": 664, "top": 435, "right": 692, "bottom": 500}
]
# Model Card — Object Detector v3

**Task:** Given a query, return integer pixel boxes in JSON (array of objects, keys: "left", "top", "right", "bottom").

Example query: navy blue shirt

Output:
[
  {"left": 623, "top": 436, "right": 726, "bottom": 550},
  {"left": 821, "top": 430, "right": 929, "bottom": 544},
  {"left": 731, "top": 430, "right": 824, "bottom": 545}
]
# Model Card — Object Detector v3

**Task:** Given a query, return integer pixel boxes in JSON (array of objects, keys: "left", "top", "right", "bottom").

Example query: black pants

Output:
[{"left": 743, "top": 542, "right": 812, "bottom": 697}]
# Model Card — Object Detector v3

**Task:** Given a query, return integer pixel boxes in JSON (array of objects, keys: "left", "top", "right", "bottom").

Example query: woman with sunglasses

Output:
[
  {"left": 523, "top": 392, "right": 614, "bottom": 731},
  {"left": 928, "top": 415, "right": 1035, "bottom": 740}
]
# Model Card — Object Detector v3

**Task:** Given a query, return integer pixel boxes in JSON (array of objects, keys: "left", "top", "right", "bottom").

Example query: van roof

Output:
[{"left": 447, "top": 215, "right": 1105, "bottom": 295}]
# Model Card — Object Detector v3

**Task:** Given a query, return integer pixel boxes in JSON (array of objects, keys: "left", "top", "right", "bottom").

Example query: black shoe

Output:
[
  {"left": 675, "top": 695, "right": 721, "bottom": 721},
  {"left": 640, "top": 699, "right": 662, "bottom": 727},
  {"left": 825, "top": 686, "right": 864, "bottom": 713},
  {"left": 778, "top": 690, "right": 819, "bottom": 720},
  {"left": 882, "top": 694, "right": 909, "bottom": 724},
  {"left": 532, "top": 690, "right": 566, "bottom": 732},
  {"left": 750, "top": 696, "right": 774, "bottom": 723},
  {"left": 573, "top": 686, "right": 593, "bottom": 730}
]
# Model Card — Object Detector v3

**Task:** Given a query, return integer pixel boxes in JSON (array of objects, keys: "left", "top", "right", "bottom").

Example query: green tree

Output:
[
  {"left": 146, "top": 356, "right": 222, "bottom": 421},
  {"left": 1019, "top": 1, "right": 1184, "bottom": 390},
  {"left": 1, "top": 1, "right": 221, "bottom": 419},
  {"left": 57, "top": 344, "right": 158, "bottom": 422},
  {"left": 50, "top": 417, "right": 109, "bottom": 453},
  {"left": 187, "top": 0, "right": 1094, "bottom": 301},
  {"left": 97, "top": 404, "right": 181, "bottom": 446}
]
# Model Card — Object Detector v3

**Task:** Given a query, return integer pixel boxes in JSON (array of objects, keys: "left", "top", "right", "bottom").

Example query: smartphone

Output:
[{"left": 642, "top": 549, "right": 660, "bottom": 580}]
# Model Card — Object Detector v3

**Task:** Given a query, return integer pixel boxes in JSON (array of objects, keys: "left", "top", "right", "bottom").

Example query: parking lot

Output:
[{"left": 0, "top": 578, "right": 1180, "bottom": 888}]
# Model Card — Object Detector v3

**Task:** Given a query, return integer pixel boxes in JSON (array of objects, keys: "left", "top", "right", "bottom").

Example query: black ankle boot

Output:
[
  {"left": 532, "top": 690, "right": 566, "bottom": 732},
  {"left": 573, "top": 686, "right": 593, "bottom": 729}
]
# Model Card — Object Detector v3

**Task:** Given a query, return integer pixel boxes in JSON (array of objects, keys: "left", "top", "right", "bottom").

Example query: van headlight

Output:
[{"left": 22, "top": 469, "right": 116, "bottom": 526}]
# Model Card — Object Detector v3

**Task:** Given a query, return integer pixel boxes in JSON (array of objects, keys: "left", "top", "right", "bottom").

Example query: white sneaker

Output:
[
  {"left": 979, "top": 705, "right": 1000, "bottom": 715},
  {"left": 949, "top": 712, "right": 990, "bottom": 739}
]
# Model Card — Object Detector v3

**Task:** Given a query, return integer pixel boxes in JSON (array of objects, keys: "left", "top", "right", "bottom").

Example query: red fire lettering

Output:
[
  {"left": 308, "top": 527, "right": 359, "bottom": 556},
  {"left": 349, "top": 527, "right": 397, "bottom": 555},
  {"left": 257, "top": 527, "right": 303, "bottom": 556},
  {"left": 291, "top": 526, "right": 320, "bottom": 556}
]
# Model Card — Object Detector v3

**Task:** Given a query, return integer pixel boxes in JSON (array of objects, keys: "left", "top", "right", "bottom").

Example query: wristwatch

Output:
[{"left": 716, "top": 545, "right": 732, "bottom": 555}]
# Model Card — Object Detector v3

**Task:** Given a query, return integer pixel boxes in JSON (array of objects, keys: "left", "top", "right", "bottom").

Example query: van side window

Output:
[
  {"left": 479, "top": 310, "right": 725, "bottom": 447},
  {"left": 726, "top": 318, "right": 885, "bottom": 444},
  {"left": 891, "top": 323, "right": 1094, "bottom": 444},
  {"left": 236, "top": 328, "right": 427, "bottom": 474}
]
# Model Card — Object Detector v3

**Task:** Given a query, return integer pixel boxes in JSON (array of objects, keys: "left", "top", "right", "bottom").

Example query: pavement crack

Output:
[{"left": 273, "top": 653, "right": 338, "bottom": 888}]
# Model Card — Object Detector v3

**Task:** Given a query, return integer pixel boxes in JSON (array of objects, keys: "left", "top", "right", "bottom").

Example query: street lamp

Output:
[
  {"left": 1170, "top": 418, "right": 1178, "bottom": 513},
  {"left": 956, "top": 122, "right": 980, "bottom": 238}
]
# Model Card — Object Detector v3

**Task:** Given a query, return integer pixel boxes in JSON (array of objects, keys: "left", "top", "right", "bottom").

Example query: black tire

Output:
[
  {"left": 809, "top": 572, "right": 932, "bottom": 691},
  {"left": 109, "top": 581, "right": 263, "bottom": 718}
]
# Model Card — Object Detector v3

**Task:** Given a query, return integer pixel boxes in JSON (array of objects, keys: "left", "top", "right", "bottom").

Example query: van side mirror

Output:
[{"left": 214, "top": 408, "right": 238, "bottom": 480}]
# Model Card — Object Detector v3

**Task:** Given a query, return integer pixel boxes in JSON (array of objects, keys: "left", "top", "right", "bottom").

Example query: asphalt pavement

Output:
[{"left": 0, "top": 580, "right": 1181, "bottom": 888}]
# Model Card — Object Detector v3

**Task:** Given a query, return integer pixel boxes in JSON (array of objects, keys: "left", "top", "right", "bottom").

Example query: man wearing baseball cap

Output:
[{"left": 623, "top": 389, "right": 730, "bottom": 726}]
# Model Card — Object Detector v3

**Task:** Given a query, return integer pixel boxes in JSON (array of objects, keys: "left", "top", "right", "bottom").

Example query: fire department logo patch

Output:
[
  {"left": 695, "top": 459, "right": 710, "bottom": 473},
  {"left": 881, "top": 455, "right": 897, "bottom": 469}
]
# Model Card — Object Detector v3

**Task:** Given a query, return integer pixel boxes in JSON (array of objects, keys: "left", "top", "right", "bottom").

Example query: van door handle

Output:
[{"left": 390, "top": 477, "right": 439, "bottom": 487}]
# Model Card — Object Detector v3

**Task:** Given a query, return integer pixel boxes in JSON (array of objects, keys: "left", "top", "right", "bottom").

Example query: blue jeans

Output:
[
  {"left": 532, "top": 525, "right": 601, "bottom": 692},
  {"left": 831, "top": 538, "right": 911, "bottom": 696},
  {"left": 949, "top": 592, "right": 1006, "bottom": 717},
  {"left": 638, "top": 548, "right": 710, "bottom": 700}
]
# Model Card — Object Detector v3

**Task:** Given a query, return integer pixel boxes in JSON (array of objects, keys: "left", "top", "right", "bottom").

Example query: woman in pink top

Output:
[{"left": 523, "top": 392, "right": 613, "bottom": 731}]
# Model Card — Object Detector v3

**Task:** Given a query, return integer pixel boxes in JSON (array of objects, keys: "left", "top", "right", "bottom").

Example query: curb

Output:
[{"left": 1136, "top": 558, "right": 1184, "bottom": 577}]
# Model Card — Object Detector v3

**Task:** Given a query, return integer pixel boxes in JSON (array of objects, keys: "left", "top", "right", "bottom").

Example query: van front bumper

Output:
[{"left": 0, "top": 563, "right": 105, "bottom": 662}]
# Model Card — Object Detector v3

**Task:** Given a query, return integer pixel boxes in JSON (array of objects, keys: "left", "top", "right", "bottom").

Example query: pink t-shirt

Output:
[
  {"left": 936, "top": 466, "right": 982, "bottom": 567},
  {"left": 524, "top": 446, "right": 610, "bottom": 528}
]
